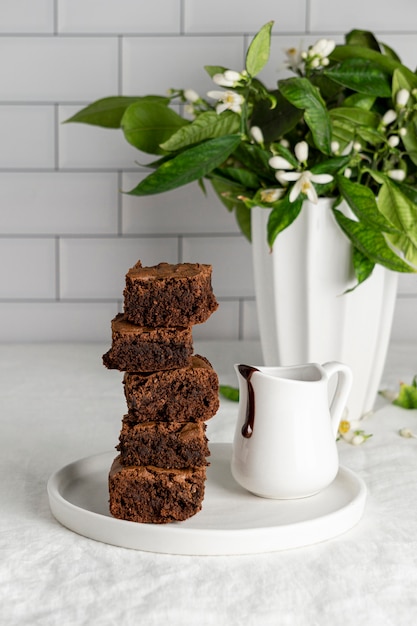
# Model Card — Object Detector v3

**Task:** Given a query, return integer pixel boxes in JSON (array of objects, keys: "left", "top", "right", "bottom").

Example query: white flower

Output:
[
  {"left": 269, "top": 140, "right": 332, "bottom": 202},
  {"left": 338, "top": 419, "right": 372, "bottom": 445},
  {"left": 184, "top": 89, "right": 200, "bottom": 103},
  {"left": 207, "top": 89, "right": 244, "bottom": 114},
  {"left": 396, "top": 88, "right": 410, "bottom": 108},
  {"left": 387, "top": 169, "right": 406, "bottom": 181},
  {"left": 305, "top": 38, "right": 336, "bottom": 69},
  {"left": 294, "top": 140, "right": 309, "bottom": 163},
  {"left": 331, "top": 140, "right": 340, "bottom": 154},
  {"left": 280, "top": 170, "right": 333, "bottom": 203},
  {"left": 260, "top": 188, "right": 284, "bottom": 203},
  {"left": 212, "top": 70, "right": 243, "bottom": 87},
  {"left": 353, "top": 141, "right": 362, "bottom": 152},
  {"left": 285, "top": 46, "right": 303, "bottom": 71},
  {"left": 250, "top": 126, "right": 264, "bottom": 144},
  {"left": 399, "top": 127, "right": 407, "bottom": 137},
  {"left": 310, "top": 38, "right": 336, "bottom": 59},
  {"left": 274, "top": 170, "right": 290, "bottom": 186},
  {"left": 344, "top": 167, "right": 352, "bottom": 178},
  {"left": 382, "top": 109, "right": 397, "bottom": 126}
]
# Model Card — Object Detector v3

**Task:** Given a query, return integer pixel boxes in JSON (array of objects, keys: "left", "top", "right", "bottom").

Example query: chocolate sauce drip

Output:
[{"left": 238, "top": 364, "right": 259, "bottom": 438}]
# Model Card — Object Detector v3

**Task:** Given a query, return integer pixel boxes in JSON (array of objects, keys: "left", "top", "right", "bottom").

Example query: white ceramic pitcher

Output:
[{"left": 231, "top": 362, "right": 353, "bottom": 499}]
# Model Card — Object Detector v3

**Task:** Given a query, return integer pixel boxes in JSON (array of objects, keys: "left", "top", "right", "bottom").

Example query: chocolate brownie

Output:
[
  {"left": 123, "top": 355, "right": 219, "bottom": 423},
  {"left": 102, "top": 313, "right": 193, "bottom": 372},
  {"left": 117, "top": 419, "right": 209, "bottom": 469},
  {"left": 123, "top": 261, "right": 218, "bottom": 327},
  {"left": 109, "top": 456, "right": 206, "bottom": 523}
]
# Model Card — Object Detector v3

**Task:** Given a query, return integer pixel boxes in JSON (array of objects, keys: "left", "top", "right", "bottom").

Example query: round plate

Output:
[{"left": 47, "top": 443, "right": 366, "bottom": 555}]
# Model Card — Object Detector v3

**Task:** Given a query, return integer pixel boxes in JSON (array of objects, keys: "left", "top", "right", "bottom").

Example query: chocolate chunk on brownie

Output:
[
  {"left": 117, "top": 419, "right": 209, "bottom": 469},
  {"left": 123, "top": 261, "right": 218, "bottom": 327},
  {"left": 102, "top": 313, "right": 193, "bottom": 372},
  {"left": 123, "top": 354, "right": 219, "bottom": 423},
  {"left": 109, "top": 456, "right": 206, "bottom": 523}
]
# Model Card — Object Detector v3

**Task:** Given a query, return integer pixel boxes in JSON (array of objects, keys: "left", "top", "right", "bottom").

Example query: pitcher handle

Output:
[{"left": 322, "top": 362, "right": 353, "bottom": 438}]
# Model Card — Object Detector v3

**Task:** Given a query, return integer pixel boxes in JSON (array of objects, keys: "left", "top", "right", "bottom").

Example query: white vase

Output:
[{"left": 251, "top": 199, "right": 398, "bottom": 422}]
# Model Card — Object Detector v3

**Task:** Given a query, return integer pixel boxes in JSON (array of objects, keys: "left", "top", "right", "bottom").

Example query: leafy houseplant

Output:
[{"left": 67, "top": 21, "right": 417, "bottom": 287}]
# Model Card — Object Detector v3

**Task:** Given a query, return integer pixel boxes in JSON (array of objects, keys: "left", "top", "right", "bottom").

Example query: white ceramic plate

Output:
[{"left": 47, "top": 443, "right": 366, "bottom": 555}]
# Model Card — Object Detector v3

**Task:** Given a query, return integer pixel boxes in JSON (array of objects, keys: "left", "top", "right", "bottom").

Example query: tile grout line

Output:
[
  {"left": 55, "top": 236, "right": 60, "bottom": 301},
  {"left": 53, "top": 0, "right": 58, "bottom": 35}
]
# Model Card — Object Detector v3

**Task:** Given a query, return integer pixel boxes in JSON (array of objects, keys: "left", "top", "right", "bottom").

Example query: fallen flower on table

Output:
[
  {"left": 399, "top": 427, "right": 417, "bottom": 439},
  {"left": 379, "top": 375, "right": 417, "bottom": 409},
  {"left": 338, "top": 419, "right": 373, "bottom": 445}
]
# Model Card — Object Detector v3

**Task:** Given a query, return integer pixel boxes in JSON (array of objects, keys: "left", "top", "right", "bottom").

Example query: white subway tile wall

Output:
[{"left": 0, "top": 0, "right": 416, "bottom": 342}]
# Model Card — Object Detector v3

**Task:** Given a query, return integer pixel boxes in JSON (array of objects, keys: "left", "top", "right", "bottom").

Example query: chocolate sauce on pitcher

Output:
[{"left": 238, "top": 364, "right": 259, "bottom": 438}]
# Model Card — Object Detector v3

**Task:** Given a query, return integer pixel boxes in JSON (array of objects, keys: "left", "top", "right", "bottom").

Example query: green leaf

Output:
[
  {"left": 234, "top": 143, "right": 276, "bottom": 182},
  {"left": 392, "top": 67, "right": 417, "bottom": 99},
  {"left": 378, "top": 181, "right": 417, "bottom": 266},
  {"left": 267, "top": 196, "right": 303, "bottom": 248},
  {"left": 235, "top": 204, "right": 252, "bottom": 241},
  {"left": 205, "top": 65, "right": 228, "bottom": 79},
  {"left": 380, "top": 42, "right": 402, "bottom": 63},
  {"left": 336, "top": 176, "right": 398, "bottom": 233},
  {"left": 218, "top": 166, "right": 260, "bottom": 189},
  {"left": 355, "top": 126, "right": 385, "bottom": 146},
  {"left": 330, "top": 107, "right": 380, "bottom": 129},
  {"left": 209, "top": 175, "right": 246, "bottom": 212},
  {"left": 401, "top": 119, "right": 417, "bottom": 166},
  {"left": 128, "top": 134, "right": 242, "bottom": 196},
  {"left": 64, "top": 95, "right": 169, "bottom": 128},
  {"left": 250, "top": 90, "right": 302, "bottom": 143},
  {"left": 324, "top": 58, "right": 391, "bottom": 97},
  {"left": 345, "top": 29, "right": 382, "bottom": 52},
  {"left": 343, "top": 93, "right": 376, "bottom": 110},
  {"left": 333, "top": 208, "right": 415, "bottom": 273},
  {"left": 393, "top": 379, "right": 417, "bottom": 409},
  {"left": 279, "top": 77, "right": 332, "bottom": 154},
  {"left": 351, "top": 247, "right": 375, "bottom": 288},
  {"left": 331, "top": 45, "right": 417, "bottom": 88},
  {"left": 245, "top": 21, "right": 274, "bottom": 77},
  {"left": 219, "top": 385, "right": 239, "bottom": 402},
  {"left": 121, "top": 101, "right": 189, "bottom": 155},
  {"left": 311, "top": 155, "right": 351, "bottom": 176},
  {"left": 160, "top": 110, "right": 240, "bottom": 151}
]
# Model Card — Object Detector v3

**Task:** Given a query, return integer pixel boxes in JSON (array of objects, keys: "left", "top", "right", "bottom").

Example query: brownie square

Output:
[
  {"left": 123, "top": 354, "right": 219, "bottom": 423},
  {"left": 123, "top": 261, "right": 218, "bottom": 327},
  {"left": 102, "top": 313, "right": 193, "bottom": 372},
  {"left": 109, "top": 456, "right": 206, "bottom": 523},
  {"left": 117, "top": 419, "right": 209, "bottom": 469}
]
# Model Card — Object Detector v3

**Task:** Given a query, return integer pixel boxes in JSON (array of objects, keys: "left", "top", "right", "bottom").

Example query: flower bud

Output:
[
  {"left": 184, "top": 89, "right": 199, "bottom": 103},
  {"left": 269, "top": 156, "right": 293, "bottom": 170},
  {"left": 260, "top": 188, "right": 283, "bottom": 203},
  {"left": 396, "top": 88, "right": 410, "bottom": 108},
  {"left": 250, "top": 126, "right": 264, "bottom": 144},
  {"left": 294, "top": 140, "right": 309, "bottom": 163},
  {"left": 388, "top": 135, "right": 400, "bottom": 148},
  {"left": 382, "top": 109, "right": 397, "bottom": 126},
  {"left": 387, "top": 169, "right": 406, "bottom": 181}
]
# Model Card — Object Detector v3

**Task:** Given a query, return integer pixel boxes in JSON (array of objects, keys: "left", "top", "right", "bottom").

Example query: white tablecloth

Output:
[{"left": 1, "top": 340, "right": 417, "bottom": 626}]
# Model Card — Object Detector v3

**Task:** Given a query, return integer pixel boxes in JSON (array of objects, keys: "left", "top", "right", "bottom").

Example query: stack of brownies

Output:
[{"left": 103, "top": 260, "right": 220, "bottom": 524}]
